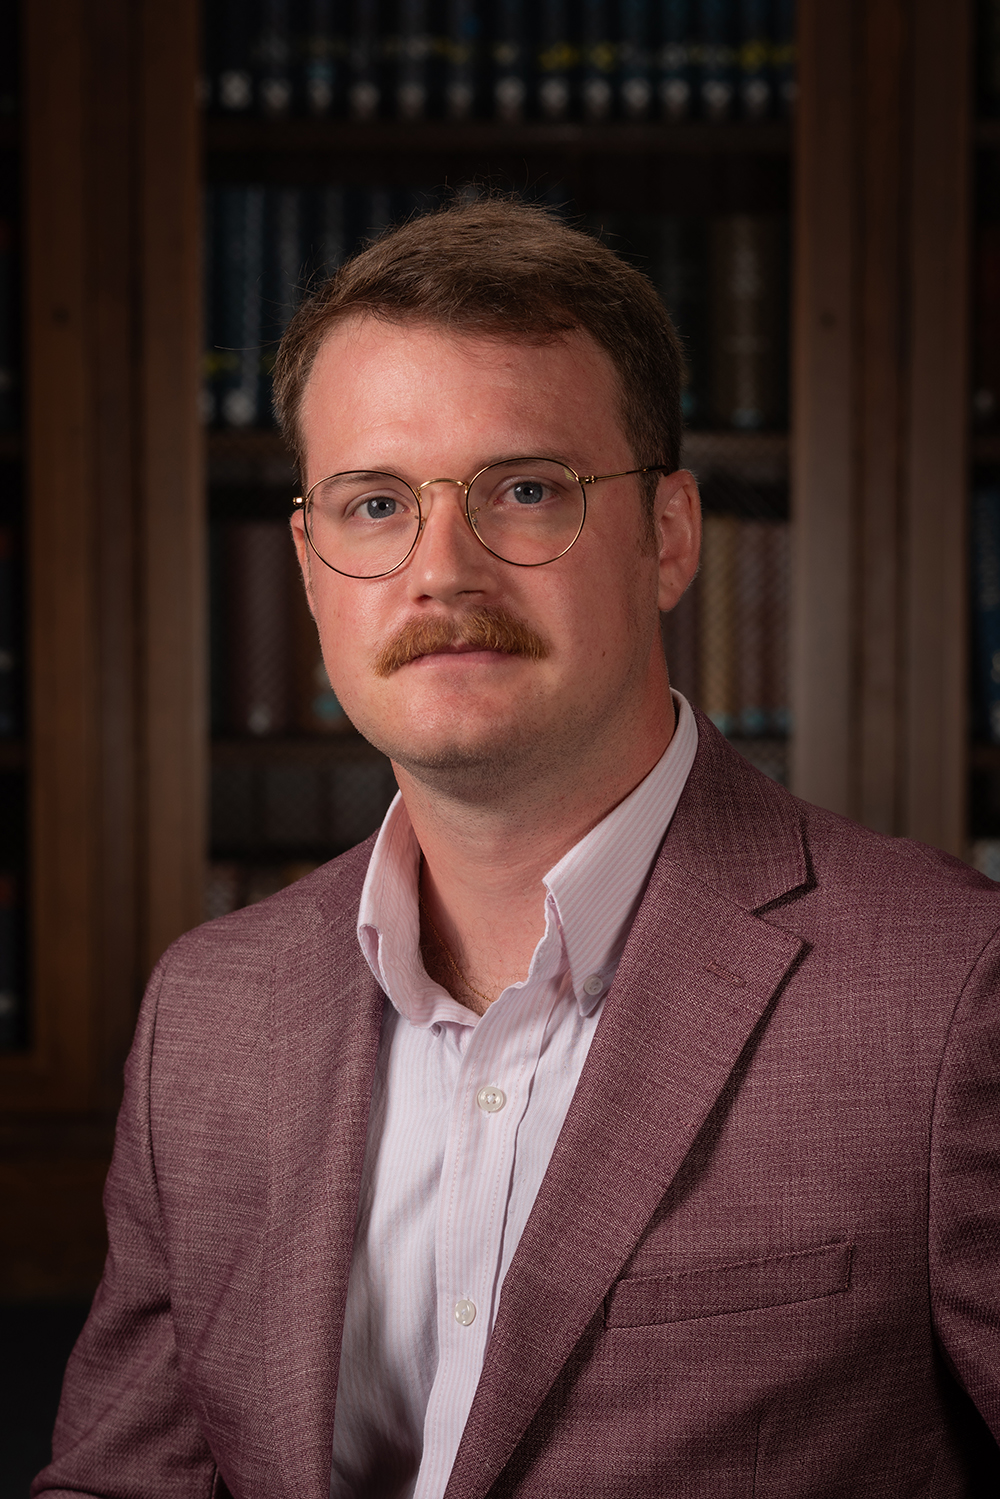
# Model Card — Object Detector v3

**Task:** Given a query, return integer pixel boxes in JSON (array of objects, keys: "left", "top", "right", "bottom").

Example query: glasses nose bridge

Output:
[{"left": 415, "top": 475, "right": 473, "bottom": 502}]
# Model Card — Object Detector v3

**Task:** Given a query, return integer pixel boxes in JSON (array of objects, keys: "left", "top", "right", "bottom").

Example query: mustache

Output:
[{"left": 372, "top": 608, "right": 549, "bottom": 678}]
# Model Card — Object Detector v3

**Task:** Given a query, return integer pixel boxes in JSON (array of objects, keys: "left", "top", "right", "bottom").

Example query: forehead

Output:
[{"left": 297, "top": 316, "right": 629, "bottom": 480}]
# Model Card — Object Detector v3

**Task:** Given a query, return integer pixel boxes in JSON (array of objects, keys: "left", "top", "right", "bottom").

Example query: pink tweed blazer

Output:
[{"left": 34, "top": 716, "right": 1000, "bottom": 1497}]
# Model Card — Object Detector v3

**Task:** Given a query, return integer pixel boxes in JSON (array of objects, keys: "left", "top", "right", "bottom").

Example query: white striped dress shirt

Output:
[{"left": 329, "top": 694, "right": 699, "bottom": 1499}]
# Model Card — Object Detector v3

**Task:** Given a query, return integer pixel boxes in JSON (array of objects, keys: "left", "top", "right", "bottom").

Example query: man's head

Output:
[
  {"left": 279, "top": 199, "right": 700, "bottom": 808},
  {"left": 274, "top": 196, "right": 687, "bottom": 511}
]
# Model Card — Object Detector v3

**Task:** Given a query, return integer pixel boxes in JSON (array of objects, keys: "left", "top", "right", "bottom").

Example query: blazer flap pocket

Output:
[{"left": 605, "top": 1241, "right": 853, "bottom": 1328}]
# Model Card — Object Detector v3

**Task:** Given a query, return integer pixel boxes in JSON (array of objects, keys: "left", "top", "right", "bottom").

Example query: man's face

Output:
[{"left": 292, "top": 317, "right": 698, "bottom": 792}]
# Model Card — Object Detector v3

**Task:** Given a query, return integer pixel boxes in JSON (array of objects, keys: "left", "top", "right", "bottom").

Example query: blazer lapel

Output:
[
  {"left": 445, "top": 720, "right": 810, "bottom": 1499},
  {"left": 261, "top": 841, "right": 385, "bottom": 1499}
]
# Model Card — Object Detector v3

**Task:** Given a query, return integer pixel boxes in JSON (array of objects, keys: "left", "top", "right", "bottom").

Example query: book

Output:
[
  {"left": 301, "top": 0, "right": 342, "bottom": 116},
  {"left": 292, "top": 566, "right": 351, "bottom": 732},
  {"left": 397, "top": 0, "right": 432, "bottom": 120},
  {"left": 301, "top": 185, "right": 348, "bottom": 290},
  {"left": 734, "top": 517, "right": 767, "bottom": 734},
  {"left": 762, "top": 516, "right": 790, "bottom": 734},
  {"left": 699, "top": 0, "right": 738, "bottom": 122},
  {"left": 658, "top": 0, "right": 694, "bottom": 120},
  {"left": 652, "top": 215, "right": 708, "bottom": 425},
  {"left": 772, "top": 0, "right": 795, "bottom": 116},
  {"left": 971, "top": 485, "right": 1000, "bottom": 744},
  {"left": 260, "top": 186, "right": 304, "bottom": 422},
  {"left": 580, "top": 0, "right": 615, "bottom": 124},
  {"left": 709, "top": 213, "right": 784, "bottom": 430},
  {"left": 221, "top": 520, "right": 296, "bottom": 735},
  {"left": 213, "top": 0, "right": 256, "bottom": 112},
  {"left": 446, "top": 0, "right": 479, "bottom": 121},
  {"left": 256, "top": 0, "right": 294, "bottom": 115},
  {"left": 536, "top": 0, "right": 574, "bottom": 122},
  {"left": 619, "top": 0, "right": 653, "bottom": 120},
  {"left": 699, "top": 511, "right": 739, "bottom": 734},
  {"left": 213, "top": 185, "right": 267, "bottom": 428},
  {"left": 492, "top": 0, "right": 528, "bottom": 122},
  {"left": 738, "top": 0, "right": 772, "bottom": 120},
  {"left": 970, "top": 839, "right": 1000, "bottom": 881},
  {"left": 350, "top": 0, "right": 383, "bottom": 119},
  {"left": 661, "top": 575, "right": 700, "bottom": 704}
]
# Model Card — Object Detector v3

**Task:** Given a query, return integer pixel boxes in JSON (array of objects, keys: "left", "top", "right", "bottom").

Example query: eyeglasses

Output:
[{"left": 292, "top": 457, "right": 668, "bottom": 579}]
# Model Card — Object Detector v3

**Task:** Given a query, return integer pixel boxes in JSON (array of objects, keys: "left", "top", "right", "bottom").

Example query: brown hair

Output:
[{"left": 273, "top": 196, "right": 686, "bottom": 503}]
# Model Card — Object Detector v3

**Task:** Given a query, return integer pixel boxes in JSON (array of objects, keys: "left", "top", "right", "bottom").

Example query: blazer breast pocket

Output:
[{"left": 605, "top": 1240, "right": 853, "bottom": 1328}]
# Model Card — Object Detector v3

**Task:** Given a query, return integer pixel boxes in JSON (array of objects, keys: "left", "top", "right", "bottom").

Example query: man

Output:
[{"left": 36, "top": 199, "right": 1000, "bottom": 1498}]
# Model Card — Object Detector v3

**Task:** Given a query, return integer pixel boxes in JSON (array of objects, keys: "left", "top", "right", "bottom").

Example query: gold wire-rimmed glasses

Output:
[{"left": 292, "top": 457, "right": 669, "bottom": 579}]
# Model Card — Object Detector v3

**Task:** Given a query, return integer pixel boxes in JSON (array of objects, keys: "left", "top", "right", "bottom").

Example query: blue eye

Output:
[
  {"left": 511, "top": 481, "right": 544, "bottom": 505},
  {"left": 365, "top": 496, "right": 399, "bottom": 519}
]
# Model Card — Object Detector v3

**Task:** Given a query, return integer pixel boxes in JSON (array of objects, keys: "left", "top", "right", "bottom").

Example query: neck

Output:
[{"left": 397, "top": 690, "right": 676, "bottom": 1011}]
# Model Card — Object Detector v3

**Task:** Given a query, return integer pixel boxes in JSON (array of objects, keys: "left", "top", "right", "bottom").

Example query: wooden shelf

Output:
[
  {"left": 206, "top": 428, "right": 790, "bottom": 489},
  {"left": 204, "top": 117, "right": 792, "bottom": 159}
]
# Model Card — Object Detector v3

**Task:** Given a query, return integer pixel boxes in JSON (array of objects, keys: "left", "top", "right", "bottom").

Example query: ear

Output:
[
  {"left": 653, "top": 468, "right": 702, "bottom": 612},
  {"left": 290, "top": 508, "right": 317, "bottom": 620}
]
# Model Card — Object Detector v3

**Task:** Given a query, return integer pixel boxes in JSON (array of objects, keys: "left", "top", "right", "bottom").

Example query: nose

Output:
[{"left": 406, "top": 480, "right": 495, "bottom": 600}]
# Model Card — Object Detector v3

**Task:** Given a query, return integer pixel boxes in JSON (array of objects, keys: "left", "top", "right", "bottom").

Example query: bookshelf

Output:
[{"left": 0, "top": 1, "right": 976, "bottom": 1298}]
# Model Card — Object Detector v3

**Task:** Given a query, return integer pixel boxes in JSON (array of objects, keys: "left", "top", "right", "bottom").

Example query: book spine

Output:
[
  {"left": 350, "top": 0, "right": 383, "bottom": 119},
  {"left": 492, "top": 0, "right": 528, "bottom": 122},
  {"left": 971, "top": 485, "right": 1000, "bottom": 745},
  {"left": 0, "top": 872, "right": 22, "bottom": 1049},
  {"left": 216, "top": 185, "right": 266, "bottom": 429},
  {"left": 580, "top": 0, "right": 615, "bottom": 124},
  {"left": 536, "top": 0, "right": 575, "bottom": 122},
  {"left": 215, "top": 0, "right": 256, "bottom": 112},
  {"left": 709, "top": 213, "right": 783, "bottom": 430},
  {"left": 975, "top": 223, "right": 1000, "bottom": 427},
  {"left": 257, "top": 0, "right": 294, "bottom": 115},
  {"left": 734, "top": 517, "right": 767, "bottom": 735},
  {"left": 737, "top": 0, "right": 772, "bottom": 120},
  {"left": 301, "top": 185, "right": 347, "bottom": 291},
  {"left": 292, "top": 576, "right": 350, "bottom": 732},
  {"left": 0, "top": 525, "right": 21, "bottom": 737},
  {"left": 653, "top": 215, "right": 708, "bottom": 425},
  {"left": 698, "top": 0, "right": 737, "bottom": 122},
  {"left": 446, "top": 0, "right": 479, "bottom": 121},
  {"left": 397, "top": 0, "right": 431, "bottom": 119},
  {"left": 261, "top": 186, "right": 304, "bottom": 423},
  {"left": 771, "top": 0, "right": 795, "bottom": 117},
  {"left": 657, "top": 0, "right": 693, "bottom": 120},
  {"left": 302, "top": 0, "right": 341, "bottom": 117},
  {"left": 970, "top": 839, "right": 1000, "bottom": 881},
  {"left": 699, "top": 512, "right": 739, "bottom": 735},
  {"left": 763, "top": 516, "right": 790, "bottom": 735},
  {"left": 661, "top": 575, "right": 700, "bottom": 705},
  {"left": 619, "top": 0, "right": 652, "bottom": 120},
  {"left": 223, "top": 520, "right": 295, "bottom": 736}
]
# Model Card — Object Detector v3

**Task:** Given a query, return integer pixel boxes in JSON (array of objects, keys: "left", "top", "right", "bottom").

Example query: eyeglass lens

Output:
[{"left": 303, "top": 459, "right": 586, "bottom": 578}]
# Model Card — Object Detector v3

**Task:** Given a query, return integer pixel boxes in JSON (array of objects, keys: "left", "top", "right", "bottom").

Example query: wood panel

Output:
[{"left": 792, "top": 0, "right": 970, "bottom": 854}]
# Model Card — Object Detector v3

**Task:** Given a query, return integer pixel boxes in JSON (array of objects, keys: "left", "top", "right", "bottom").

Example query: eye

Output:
[
  {"left": 364, "top": 495, "right": 400, "bottom": 520},
  {"left": 509, "top": 480, "right": 546, "bottom": 506}
]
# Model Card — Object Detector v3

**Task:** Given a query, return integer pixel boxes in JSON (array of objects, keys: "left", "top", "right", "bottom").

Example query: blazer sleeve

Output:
[
  {"left": 929, "top": 925, "right": 1000, "bottom": 1445},
  {"left": 31, "top": 953, "right": 221, "bottom": 1499}
]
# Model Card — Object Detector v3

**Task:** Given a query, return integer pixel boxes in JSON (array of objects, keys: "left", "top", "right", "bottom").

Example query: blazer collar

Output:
[{"left": 445, "top": 717, "right": 810, "bottom": 1499}]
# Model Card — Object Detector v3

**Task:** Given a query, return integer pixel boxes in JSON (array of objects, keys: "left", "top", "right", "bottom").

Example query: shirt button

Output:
[
  {"left": 583, "top": 974, "right": 604, "bottom": 997},
  {"left": 454, "top": 1298, "right": 477, "bottom": 1326},
  {"left": 476, "top": 1084, "right": 506, "bottom": 1113}
]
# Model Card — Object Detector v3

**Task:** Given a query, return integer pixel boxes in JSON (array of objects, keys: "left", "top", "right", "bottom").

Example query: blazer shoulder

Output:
[{"left": 159, "top": 833, "right": 376, "bottom": 977}]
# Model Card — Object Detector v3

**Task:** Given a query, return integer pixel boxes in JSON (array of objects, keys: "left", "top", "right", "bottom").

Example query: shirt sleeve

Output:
[{"left": 31, "top": 954, "right": 221, "bottom": 1499}]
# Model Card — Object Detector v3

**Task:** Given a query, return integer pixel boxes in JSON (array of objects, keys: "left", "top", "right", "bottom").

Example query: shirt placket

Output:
[{"left": 414, "top": 977, "right": 559, "bottom": 1497}]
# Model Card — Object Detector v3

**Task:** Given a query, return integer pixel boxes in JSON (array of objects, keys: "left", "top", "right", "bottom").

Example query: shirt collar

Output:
[{"left": 357, "top": 692, "right": 698, "bottom": 1025}]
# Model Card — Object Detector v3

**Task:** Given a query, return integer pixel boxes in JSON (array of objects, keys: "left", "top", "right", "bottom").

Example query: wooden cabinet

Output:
[{"left": 0, "top": 0, "right": 975, "bottom": 1298}]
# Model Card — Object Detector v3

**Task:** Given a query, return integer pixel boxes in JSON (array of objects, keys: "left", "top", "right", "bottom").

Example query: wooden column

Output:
[
  {"left": 0, "top": 0, "right": 204, "bottom": 1297},
  {"left": 792, "top": 0, "right": 970, "bottom": 854}
]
